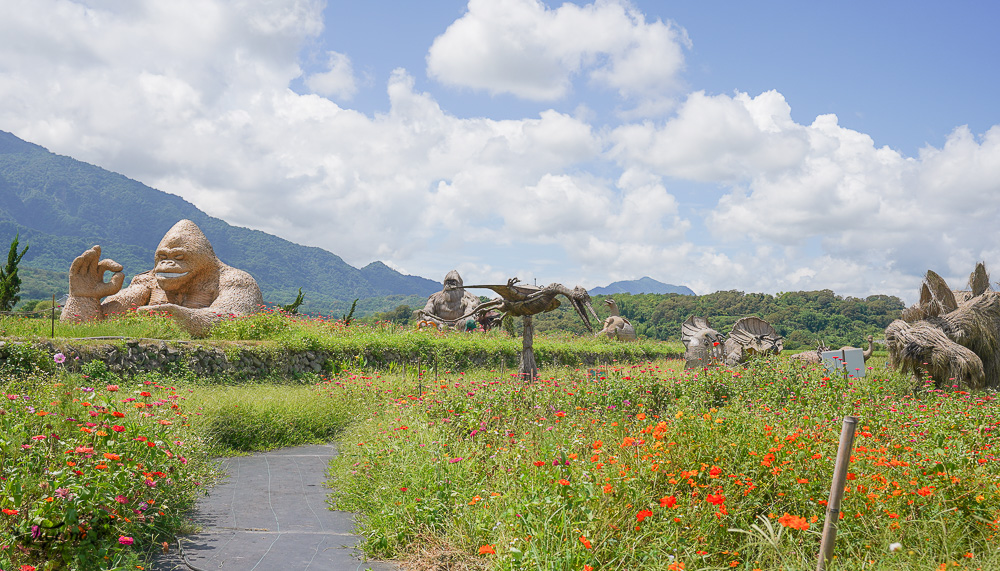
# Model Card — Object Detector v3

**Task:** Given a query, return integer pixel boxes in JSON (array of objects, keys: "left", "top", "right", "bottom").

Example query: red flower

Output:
[
  {"left": 706, "top": 493, "right": 725, "bottom": 506},
  {"left": 660, "top": 495, "right": 678, "bottom": 508},
  {"left": 478, "top": 545, "right": 495, "bottom": 555},
  {"left": 2, "top": 508, "right": 17, "bottom": 515},
  {"left": 533, "top": 460, "right": 546, "bottom": 467},
  {"left": 579, "top": 535, "right": 592, "bottom": 549},
  {"left": 636, "top": 509, "right": 653, "bottom": 522}
]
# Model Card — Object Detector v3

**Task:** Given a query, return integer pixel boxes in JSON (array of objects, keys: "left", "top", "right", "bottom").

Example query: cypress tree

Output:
[{"left": 0, "top": 234, "right": 29, "bottom": 312}]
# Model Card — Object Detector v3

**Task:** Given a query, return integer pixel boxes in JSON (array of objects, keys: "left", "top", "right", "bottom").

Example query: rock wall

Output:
[
  {"left": 38, "top": 340, "right": 331, "bottom": 379},
  {"left": 2, "top": 338, "right": 681, "bottom": 380}
]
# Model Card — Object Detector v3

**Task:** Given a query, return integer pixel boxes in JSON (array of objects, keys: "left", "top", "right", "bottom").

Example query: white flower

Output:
[{"left": 889, "top": 542, "right": 903, "bottom": 552}]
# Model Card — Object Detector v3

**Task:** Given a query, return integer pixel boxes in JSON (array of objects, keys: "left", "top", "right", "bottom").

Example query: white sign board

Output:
[{"left": 820, "top": 348, "right": 867, "bottom": 379}]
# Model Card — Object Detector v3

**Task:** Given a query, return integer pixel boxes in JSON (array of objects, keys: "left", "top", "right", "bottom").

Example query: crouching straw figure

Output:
[
  {"left": 884, "top": 263, "right": 1000, "bottom": 390},
  {"left": 62, "top": 219, "right": 263, "bottom": 337},
  {"left": 415, "top": 270, "right": 482, "bottom": 330}
]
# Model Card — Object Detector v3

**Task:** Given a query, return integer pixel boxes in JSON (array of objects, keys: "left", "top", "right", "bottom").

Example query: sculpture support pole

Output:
[
  {"left": 816, "top": 416, "right": 858, "bottom": 571},
  {"left": 519, "top": 315, "right": 538, "bottom": 382}
]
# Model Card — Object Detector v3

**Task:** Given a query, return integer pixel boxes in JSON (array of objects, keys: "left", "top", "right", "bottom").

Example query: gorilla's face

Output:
[{"left": 154, "top": 221, "right": 217, "bottom": 292}]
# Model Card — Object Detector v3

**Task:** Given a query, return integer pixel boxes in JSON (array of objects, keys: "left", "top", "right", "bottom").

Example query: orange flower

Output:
[
  {"left": 709, "top": 466, "right": 722, "bottom": 478},
  {"left": 917, "top": 486, "right": 933, "bottom": 497},
  {"left": 559, "top": 479, "right": 571, "bottom": 486},
  {"left": 602, "top": 484, "right": 614, "bottom": 494},
  {"left": 579, "top": 535, "right": 592, "bottom": 549},
  {"left": 592, "top": 440, "right": 603, "bottom": 450},
  {"left": 667, "top": 562, "right": 685, "bottom": 570},
  {"left": 478, "top": 545, "right": 495, "bottom": 555},
  {"left": 636, "top": 412, "right": 646, "bottom": 420},
  {"left": 103, "top": 453, "right": 120, "bottom": 461},
  {"left": 777, "top": 513, "right": 809, "bottom": 530},
  {"left": 584, "top": 566, "right": 594, "bottom": 571}
]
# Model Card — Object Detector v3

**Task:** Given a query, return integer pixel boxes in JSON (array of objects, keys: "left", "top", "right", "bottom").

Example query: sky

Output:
[{"left": 2, "top": 0, "right": 1000, "bottom": 303}]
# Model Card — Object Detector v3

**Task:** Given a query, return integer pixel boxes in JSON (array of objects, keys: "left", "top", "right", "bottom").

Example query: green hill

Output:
[{"left": 0, "top": 130, "right": 439, "bottom": 314}]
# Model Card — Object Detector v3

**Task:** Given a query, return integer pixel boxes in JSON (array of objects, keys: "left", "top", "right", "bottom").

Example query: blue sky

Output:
[{"left": 2, "top": 0, "right": 999, "bottom": 302}]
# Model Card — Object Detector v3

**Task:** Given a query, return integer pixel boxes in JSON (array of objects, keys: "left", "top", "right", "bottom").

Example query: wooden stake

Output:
[{"left": 816, "top": 416, "right": 858, "bottom": 571}]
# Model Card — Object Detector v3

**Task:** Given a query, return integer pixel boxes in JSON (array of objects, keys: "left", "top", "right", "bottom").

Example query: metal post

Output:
[
  {"left": 816, "top": 416, "right": 859, "bottom": 571},
  {"left": 51, "top": 294, "right": 55, "bottom": 338}
]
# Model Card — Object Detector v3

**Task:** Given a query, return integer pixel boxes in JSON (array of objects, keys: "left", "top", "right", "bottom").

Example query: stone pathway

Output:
[{"left": 152, "top": 444, "right": 397, "bottom": 571}]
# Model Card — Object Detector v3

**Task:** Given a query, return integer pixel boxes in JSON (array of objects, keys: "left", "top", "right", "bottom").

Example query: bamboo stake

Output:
[{"left": 816, "top": 416, "right": 859, "bottom": 571}]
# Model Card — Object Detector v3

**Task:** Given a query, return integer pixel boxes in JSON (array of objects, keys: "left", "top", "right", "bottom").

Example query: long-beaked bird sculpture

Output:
[{"left": 453, "top": 278, "right": 599, "bottom": 380}]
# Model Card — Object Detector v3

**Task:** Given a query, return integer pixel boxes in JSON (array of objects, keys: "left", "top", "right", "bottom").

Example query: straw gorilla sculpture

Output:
[
  {"left": 884, "top": 263, "right": 1000, "bottom": 390},
  {"left": 62, "top": 220, "right": 263, "bottom": 337}
]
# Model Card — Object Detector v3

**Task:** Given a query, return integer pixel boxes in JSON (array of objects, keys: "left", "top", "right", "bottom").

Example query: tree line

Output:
[{"left": 369, "top": 289, "right": 905, "bottom": 350}]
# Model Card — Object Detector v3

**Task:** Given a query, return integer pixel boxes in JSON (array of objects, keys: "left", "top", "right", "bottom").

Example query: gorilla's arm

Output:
[{"left": 138, "top": 267, "right": 263, "bottom": 337}]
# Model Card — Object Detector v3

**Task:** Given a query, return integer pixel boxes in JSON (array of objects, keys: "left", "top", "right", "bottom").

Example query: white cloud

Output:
[
  {"left": 426, "top": 0, "right": 688, "bottom": 106},
  {"left": 1, "top": 0, "right": 999, "bottom": 305},
  {"left": 304, "top": 51, "right": 358, "bottom": 100}
]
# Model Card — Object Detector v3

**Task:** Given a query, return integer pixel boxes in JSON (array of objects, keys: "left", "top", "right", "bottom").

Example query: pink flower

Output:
[
  {"left": 118, "top": 536, "right": 134, "bottom": 545},
  {"left": 449, "top": 457, "right": 464, "bottom": 463},
  {"left": 53, "top": 353, "right": 66, "bottom": 364}
]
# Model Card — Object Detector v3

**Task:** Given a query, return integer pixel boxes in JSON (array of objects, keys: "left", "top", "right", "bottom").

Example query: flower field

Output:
[
  {"left": 1, "top": 316, "right": 998, "bottom": 570},
  {"left": 326, "top": 357, "right": 1000, "bottom": 570},
  {"left": 0, "top": 362, "right": 215, "bottom": 570}
]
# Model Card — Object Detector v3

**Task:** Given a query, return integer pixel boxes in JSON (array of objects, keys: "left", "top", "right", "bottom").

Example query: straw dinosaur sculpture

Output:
[
  {"left": 884, "top": 263, "right": 1000, "bottom": 390},
  {"left": 597, "top": 298, "right": 637, "bottom": 342},
  {"left": 681, "top": 316, "right": 725, "bottom": 369},
  {"left": 455, "top": 278, "right": 599, "bottom": 380},
  {"left": 722, "top": 316, "right": 784, "bottom": 366}
]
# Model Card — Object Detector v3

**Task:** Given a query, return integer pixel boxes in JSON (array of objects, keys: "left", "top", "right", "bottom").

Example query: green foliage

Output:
[
  {"left": 195, "top": 383, "right": 357, "bottom": 453},
  {"left": 0, "top": 234, "right": 28, "bottom": 312},
  {"left": 209, "top": 308, "right": 292, "bottom": 340},
  {"left": 368, "top": 304, "right": 414, "bottom": 325},
  {"left": 80, "top": 359, "right": 119, "bottom": 384},
  {"left": 0, "top": 341, "right": 54, "bottom": 378},
  {"left": 281, "top": 287, "right": 305, "bottom": 314},
  {"left": 342, "top": 298, "right": 359, "bottom": 326}
]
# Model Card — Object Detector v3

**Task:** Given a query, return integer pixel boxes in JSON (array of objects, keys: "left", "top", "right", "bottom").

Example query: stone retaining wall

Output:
[
  {"left": 37, "top": 340, "right": 331, "bottom": 379},
  {"left": 4, "top": 338, "right": 681, "bottom": 380}
]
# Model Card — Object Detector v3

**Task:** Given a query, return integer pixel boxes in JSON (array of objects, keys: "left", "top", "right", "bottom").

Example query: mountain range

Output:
[
  {"left": 589, "top": 276, "right": 694, "bottom": 296},
  {"left": 0, "top": 130, "right": 439, "bottom": 314}
]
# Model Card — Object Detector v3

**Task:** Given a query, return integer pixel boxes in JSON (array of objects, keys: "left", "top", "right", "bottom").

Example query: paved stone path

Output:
[{"left": 152, "top": 444, "right": 397, "bottom": 571}]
